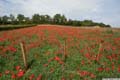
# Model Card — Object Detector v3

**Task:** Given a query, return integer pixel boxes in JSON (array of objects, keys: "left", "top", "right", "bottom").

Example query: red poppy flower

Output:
[
  {"left": 54, "top": 56, "right": 61, "bottom": 61},
  {"left": 17, "top": 70, "right": 24, "bottom": 78},
  {"left": 118, "top": 66, "right": 120, "bottom": 73},
  {"left": 36, "top": 74, "right": 42, "bottom": 80},
  {"left": 90, "top": 73, "right": 96, "bottom": 78},
  {"left": 105, "top": 67, "right": 110, "bottom": 72},
  {"left": 9, "top": 46, "right": 17, "bottom": 52},
  {"left": 0, "top": 73, "right": 2, "bottom": 77},
  {"left": 29, "top": 74, "right": 35, "bottom": 80},
  {"left": 15, "top": 66, "right": 21, "bottom": 70},
  {"left": 106, "top": 55, "right": 112, "bottom": 61},
  {"left": 81, "top": 60, "right": 85, "bottom": 65},
  {"left": 5, "top": 70, "right": 10, "bottom": 74},
  {"left": 61, "top": 77, "right": 65, "bottom": 80},
  {"left": 97, "top": 67, "right": 104, "bottom": 72},
  {"left": 11, "top": 74, "right": 16, "bottom": 79},
  {"left": 0, "top": 38, "right": 4, "bottom": 42},
  {"left": 79, "top": 71, "right": 89, "bottom": 77},
  {"left": 111, "top": 65, "right": 114, "bottom": 70},
  {"left": 84, "top": 53, "right": 91, "bottom": 59},
  {"left": 95, "top": 53, "right": 102, "bottom": 61},
  {"left": 112, "top": 47, "right": 116, "bottom": 51}
]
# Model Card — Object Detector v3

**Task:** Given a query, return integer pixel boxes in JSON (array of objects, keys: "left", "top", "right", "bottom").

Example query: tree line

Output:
[{"left": 0, "top": 14, "right": 111, "bottom": 27}]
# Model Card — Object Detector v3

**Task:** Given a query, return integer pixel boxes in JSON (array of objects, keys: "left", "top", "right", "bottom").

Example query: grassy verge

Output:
[{"left": 0, "top": 24, "right": 37, "bottom": 31}]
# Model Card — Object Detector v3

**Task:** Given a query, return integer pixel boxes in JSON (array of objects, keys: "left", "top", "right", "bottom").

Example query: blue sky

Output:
[{"left": 0, "top": 0, "right": 120, "bottom": 27}]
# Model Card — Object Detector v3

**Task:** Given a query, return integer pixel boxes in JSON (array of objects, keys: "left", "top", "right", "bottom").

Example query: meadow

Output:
[{"left": 0, "top": 25, "right": 120, "bottom": 80}]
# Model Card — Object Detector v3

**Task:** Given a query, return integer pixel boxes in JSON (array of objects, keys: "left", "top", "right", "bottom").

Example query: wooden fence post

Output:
[{"left": 20, "top": 42, "right": 28, "bottom": 70}]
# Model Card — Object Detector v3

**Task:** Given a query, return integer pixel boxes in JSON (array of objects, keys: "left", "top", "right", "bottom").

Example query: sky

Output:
[{"left": 0, "top": 0, "right": 120, "bottom": 27}]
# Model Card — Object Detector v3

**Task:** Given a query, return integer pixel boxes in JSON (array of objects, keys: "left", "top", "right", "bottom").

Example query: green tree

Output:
[
  {"left": 72, "top": 20, "right": 81, "bottom": 26},
  {"left": 32, "top": 14, "right": 40, "bottom": 24},
  {"left": 53, "top": 14, "right": 67, "bottom": 24},
  {"left": 44, "top": 15, "right": 51, "bottom": 23},
  {"left": 9, "top": 14, "right": 15, "bottom": 24},
  {"left": 66, "top": 19, "right": 72, "bottom": 25},
  {"left": 24, "top": 17, "right": 31, "bottom": 24},
  {"left": 39, "top": 15, "right": 51, "bottom": 24},
  {"left": 17, "top": 14, "right": 25, "bottom": 24},
  {"left": 0, "top": 17, "right": 2, "bottom": 24},
  {"left": 61, "top": 15, "right": 67, "bottom": 24},
  {"left": 39, "top": 15, "right": 46, "bottom": 24},
  {"left": 53, "top": 14, "right": 61, "bottom": 24},
  {"left": 105, "top": 25, "right": 111, "bottom": 27},
  {"left": 81, "top": 20, "right": 94, "bottom": 26},
  {"left": 2, "top": 15, "right": 9, "bottom": 24}
]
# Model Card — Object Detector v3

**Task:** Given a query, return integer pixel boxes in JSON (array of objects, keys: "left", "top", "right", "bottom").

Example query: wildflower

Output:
[
  {"left": 95, "top": 53, "right": 102, "bottom": 61},
  {"left": 11, "top": 74, "right": 16, "bottom": 79},
  {"left": 118, "top": 66, "right": 120, "bottom": 73},
  {"left": 84, "top": 53, "right": 91, "bottom": 59},
  {"left": 81, "top": 60, "right": 85, "bottom": 65},
  {"left": 0, "top": 73, "right": 2, "bottom": 77},
  {"left": 15, "top": 66, "right": 21, "bottom": 70},
  {"left": 105, "top": 67, "right": 110, "bottom": 72},
  {"left": 79, "top": 71, "right": 89, "bottom": 77},
  {"left": 7, "top": 46, "right": 17, "bottom": 52},
  {"left": 54, "top": 56, "right": 61, "bottom": 61},
  {"left": 5, "top": 70, "right": 10, "bottom": 74},
  {"left": 17, "top": 70, "right": 24, "bottom": 78},
  {"left": 90, "top": 73, "right": 96, "bottom": 78},
  {"left": 0, "top": 38, "right": 4, "bottom": 42},
  {"left": 29, "top": 74, "right": 35, "bottom": 80},
  {"left": 97, "top": 67, "right": 104, "bottom": 72},
  {"left": 112, "top": 65, "right": 115, "bottom": 70},
  {"left": 112, "top": 47, "right": 116, "bottom": 51},
  {"left": 106, "top": 55, "right": 112, "bottom": 61},
  {"left": 36, "top": 74, "right": 42, "bottom": 80},
  {"left": 61, "top": 77, "right": 65, "bottom": 80}
]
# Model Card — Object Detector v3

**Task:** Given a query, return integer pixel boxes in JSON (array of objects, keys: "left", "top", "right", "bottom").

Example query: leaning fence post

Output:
[{"left": 20, "top": 42, "right": 28, "bottom": 70}]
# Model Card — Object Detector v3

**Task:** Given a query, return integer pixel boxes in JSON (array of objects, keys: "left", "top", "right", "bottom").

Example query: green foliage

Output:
[
  {"left": 81, "top": 20, "right": 95, "bottom": 26},
  {"left": 53, "top": 14, "right": 67, "bottom": 24},
  {"left": 0, "top": 13, "right": 111, "bottom": 28},
  {"left": 0, "top": 24, "right": 36, "bottom": 31},
  {"left": 9, "top": 14, "right": 16, "bottom": 24},
  {"left": 17, "top": 14, "right": 25, "bottom": 24},
  {"left": 32, "top": 14, "right": 40, "bottom": 24},
  {"left": 1, "top": 15, "right": 9, "bottom": 24}
]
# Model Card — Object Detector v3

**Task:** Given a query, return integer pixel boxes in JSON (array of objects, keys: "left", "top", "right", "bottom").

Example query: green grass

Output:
[{"left": 0, "top": 24, "right": 37, "bottom": 31}]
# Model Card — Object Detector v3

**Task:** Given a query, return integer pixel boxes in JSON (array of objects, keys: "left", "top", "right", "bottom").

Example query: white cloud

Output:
[
  {"left": 4, "top": 0, "right": 103, "bottom": 16},
  {"left": 0, "top": 0, "right": 120, "bottom": 27}
]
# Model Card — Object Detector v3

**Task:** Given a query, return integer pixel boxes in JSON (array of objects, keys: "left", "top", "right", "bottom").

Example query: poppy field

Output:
[{"left": 0, "top": 25, "right": 120, "bottom": 80}]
